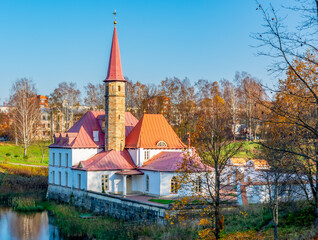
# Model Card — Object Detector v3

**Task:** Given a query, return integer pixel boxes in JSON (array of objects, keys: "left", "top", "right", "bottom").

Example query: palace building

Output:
[{"left": 48, "top": 22, "right": 193, "bottom": 198}]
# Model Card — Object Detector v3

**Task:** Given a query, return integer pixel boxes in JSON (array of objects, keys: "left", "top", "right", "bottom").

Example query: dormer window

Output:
[
  {"left": 93, "top": 130, "right": 99, "bottom": 142},
  {"left": 78, "top": 162, "right": 83, "bottom": 168},
  {"left": 157, "top": 141, "right": 167, "bottom": 147}
]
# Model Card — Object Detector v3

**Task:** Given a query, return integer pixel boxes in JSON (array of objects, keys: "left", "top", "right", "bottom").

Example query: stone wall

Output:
[{"left": 48, "top": 185, "right": 169, "bottom": 223}]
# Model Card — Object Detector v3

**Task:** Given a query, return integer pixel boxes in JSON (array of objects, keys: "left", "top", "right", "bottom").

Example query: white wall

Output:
[
  {"left": 143, "top": 171, "right": 161, "bottom": 196},
  {"left": 49, "top": 148, "right": 72, "bottom": 187},
  {"left": 71, "top": 148, "right": 102, "bottom": 166},
  {"left": 72, "top": 170, "right": 87, "bottom": 190},
  {"left": 132, "top": 175, "right": 144, "bottom": 193},
  {"left": 87, "top": 171, "right": 123, "bottom": 193}
]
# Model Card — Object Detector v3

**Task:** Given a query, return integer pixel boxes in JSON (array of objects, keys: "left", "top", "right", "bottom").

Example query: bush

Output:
[
  {"left": 23, "top": 155, "right": 29, "bottom": 160},
  {"left": 5, "top": 153, "right": 10, "bottom": 156},
  {"left": 11, "top": 197, "right": 44, "bottom": 212},
  {"left": 14, "top": 154, "right": 19, "bottom": 158},
  {"left": 0, "top": 163, "right": 48, "bottom": 177}
]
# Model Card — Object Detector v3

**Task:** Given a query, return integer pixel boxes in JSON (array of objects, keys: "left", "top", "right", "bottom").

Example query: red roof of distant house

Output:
[
  {"left": 125, "top": 114, "right": 187, "bottom": 149},
  {"left": 73, "top": 150, "right": 136, "bottom": 171},
  {"left": 49, "top": 111, "right": 138, "bottom": 148},
  {"left": 104, "top": 26, "right": 125, "bottom": 82}
]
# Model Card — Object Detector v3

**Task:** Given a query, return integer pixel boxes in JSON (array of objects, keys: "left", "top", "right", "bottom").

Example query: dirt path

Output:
[{"left": 6, "top": 162, "right": 48, "bottom": 168}]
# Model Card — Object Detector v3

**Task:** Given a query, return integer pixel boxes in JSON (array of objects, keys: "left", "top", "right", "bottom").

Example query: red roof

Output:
[
  {"left": 49, "top": 111, "right": 138, "bottom": 148},
  {"left": 140, "top": 151, "right": 211, "bottom": 172},
  {"left": 104, "top": 26, "right": 125, "bottom": 82},
  {"left": 73, "top": 150, "right": 136, "bottom": 171},
  {"left": 125, "top": 114, "right": 187, "bottom": 149},
  {"left": 140, "top": 152, "right": 184, "bottom": 172}
]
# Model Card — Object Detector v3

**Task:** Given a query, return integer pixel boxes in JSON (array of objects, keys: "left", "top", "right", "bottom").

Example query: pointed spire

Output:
[{"left": 104, "top": 26, "right": 126, "bottom": 82}]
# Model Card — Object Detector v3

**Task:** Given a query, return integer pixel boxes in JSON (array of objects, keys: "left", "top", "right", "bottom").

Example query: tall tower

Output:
[{"left": 104, "top": 18, "right": 126, "bottom": 151}]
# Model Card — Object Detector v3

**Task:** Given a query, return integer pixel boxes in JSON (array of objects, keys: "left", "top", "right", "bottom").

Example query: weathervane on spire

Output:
[{"left": 113, "top": 10, "right": 117, "bottom": 25}]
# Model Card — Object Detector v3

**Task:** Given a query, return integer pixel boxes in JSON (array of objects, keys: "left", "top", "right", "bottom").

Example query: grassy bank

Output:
[
  {"left": 0, "top": 142, "right": 50, "bottom": 166},
  {"left": 46, "top": 202, "right": 199, "bottom": 240}
]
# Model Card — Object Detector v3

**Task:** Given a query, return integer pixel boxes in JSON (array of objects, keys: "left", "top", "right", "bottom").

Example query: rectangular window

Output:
[
  {"left": 59, "top": 172, "right": 61, "bottom": 185},
  {"left": 52, "top": 153, "right": 55, "bottom": 166},
  {"left": 78, "top": 174, "right": 81, "bottom": 189},
  {"left": 101, "top": 175, "right": 109, "bottom": 192},
  {"left": 144, "top": 151, "right": 150, "bottom": 161},
  {"left": 59, "top": 153, "right": 61, "bottom": 166},
  {"left": 52, "top": 171, "right": 55, "bottom": 184},
  {"left": 65, "top": 172, "right": 68, "bottom": 186},
  {"left": 65, "top": 153, "right": 69, "bottom": 168}
]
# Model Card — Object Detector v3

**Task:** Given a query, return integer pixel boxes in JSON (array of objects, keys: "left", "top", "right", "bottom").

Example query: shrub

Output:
[
  {"left": 23, "top": 155, "right": 29, "bottom": 160},
  {"left": 11, "top": 197, "right": 44, "bottom": 212},
  {"left": 0, "top": 163, "right": 48, "bottom": 177},
  {"left": 14, "top": 154, "right": 19, "bottom": 158},
  {"left": 5, "top": 153, "right": 10, "bottom": 156}
]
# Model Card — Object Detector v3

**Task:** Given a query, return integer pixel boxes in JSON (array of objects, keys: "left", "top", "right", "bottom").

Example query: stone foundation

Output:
[{"left": 48, "top": 185, "right": 169, "bottom": 223}]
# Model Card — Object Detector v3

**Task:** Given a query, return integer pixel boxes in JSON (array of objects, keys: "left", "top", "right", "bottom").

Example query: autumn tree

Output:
[
  {"left": 0, "top": 112, "right": 10, "bottom": 138},
  {"left": 9, "top": 78, "right": 41, "bottom": 157},
  {"left": 255, "top": 1, "right": 318, "bottom": 226},
  {"left": 173, "top": 90, "right": 243, "bottom": 240}
]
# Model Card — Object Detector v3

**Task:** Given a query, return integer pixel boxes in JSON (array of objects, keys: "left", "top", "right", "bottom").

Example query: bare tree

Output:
[
  {"left": 50, "top": 82, "right": 81, "bottom": 131},
  {"left": 221, "top": 79, "right": 239, "bottom": 141},
  {"left": 9, "top": 78, "right": 40, "bottom": 157},
  {"left": 84, "top": 83, "right": 104, "bottom": 110}
]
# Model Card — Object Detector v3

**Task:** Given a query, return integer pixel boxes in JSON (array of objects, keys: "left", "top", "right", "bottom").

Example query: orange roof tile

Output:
[{"left": 125, "top": 114, "right": 187, "bottom": 149}]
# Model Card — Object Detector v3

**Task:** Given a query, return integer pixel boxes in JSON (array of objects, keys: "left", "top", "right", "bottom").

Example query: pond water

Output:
[{"left": 0, "top": 208, "right": 62, "bottom": 240}]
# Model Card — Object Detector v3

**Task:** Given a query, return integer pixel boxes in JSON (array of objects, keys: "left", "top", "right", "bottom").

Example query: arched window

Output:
[
  {"left": 171, "top": 176, "right": 178, "bottom": 194},
  {"left": 195, "top": 176, "right": 202, "bottom": 192},
  {"left": 146, "top": 175, "right": 149, "bottom": 192},
  {"left": 118, "top": 86, "right": 121, "bottom": 91},
  {"left": 157, "top": 141, "right": 167, "bottom": 147}
]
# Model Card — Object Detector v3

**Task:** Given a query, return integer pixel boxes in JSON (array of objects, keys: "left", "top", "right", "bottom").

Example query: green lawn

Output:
[
  {"left": 149, "top": 199, "right": 175, "bottom": 204},
  {"left": 232, "top": 141, "right": 262, "bottom": 158},
  {"left": 0, "top": 142, "right": 50, "bottom": 166}
]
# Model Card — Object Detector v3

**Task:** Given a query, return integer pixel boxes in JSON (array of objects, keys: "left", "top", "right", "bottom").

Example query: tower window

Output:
[
  {"left": 118, "top": 86, "right": 121, "bottom": 91},
  {"left": 118, "top": 114, "right": 120, "bottom": 120}
]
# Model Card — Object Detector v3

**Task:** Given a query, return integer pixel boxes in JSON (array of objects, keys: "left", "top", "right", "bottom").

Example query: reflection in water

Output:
[{"left": 0, "top": 208, "right": 61, "bottom": 240}]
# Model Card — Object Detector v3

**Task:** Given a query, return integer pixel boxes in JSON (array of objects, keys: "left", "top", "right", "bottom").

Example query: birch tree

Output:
[{"left": 9, "top": 78, "right": 40, "bottom": 157}]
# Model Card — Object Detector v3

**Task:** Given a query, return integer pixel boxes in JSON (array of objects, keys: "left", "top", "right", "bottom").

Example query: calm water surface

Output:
[{"left": 0, "top": 208, "right": 62, "bottom": 240}]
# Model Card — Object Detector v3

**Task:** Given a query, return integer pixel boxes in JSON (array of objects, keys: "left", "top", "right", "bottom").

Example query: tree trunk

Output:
[
  {"left": 215, "top": 169, "right": 221, "bottom": 239},
  {"left": 23, "top": 145, "right": 27, "bottom": 158},
  {"left": 314, "top": 160, "right": 318, "bottom": 227},
  {"left": 273, "top": 185, "right": 279, "bottom": 240}
]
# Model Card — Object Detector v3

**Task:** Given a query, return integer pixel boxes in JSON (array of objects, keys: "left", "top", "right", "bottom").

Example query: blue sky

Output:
[{"left": 0, "top": 0, "right": 292, "bottom": 103}]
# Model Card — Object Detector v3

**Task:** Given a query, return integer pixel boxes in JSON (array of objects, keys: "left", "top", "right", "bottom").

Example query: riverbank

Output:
[{"left": 1, "top": 164, "right": 318, "bottom": 239}]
